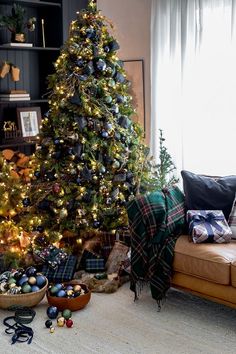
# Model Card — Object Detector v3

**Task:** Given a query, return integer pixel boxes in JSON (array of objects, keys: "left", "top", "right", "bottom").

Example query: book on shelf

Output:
[
  {"left": 0, "top": 93, "right": 30, "bottom": 98},
  {"left": 0, "top": 96, "right": 30, "bottom": 101},
  {"left": 9, "top": 90, "right": 28, "bottom": 94},
  {"left": 3, "top": 42, "right": 33, "bottom": 47}
]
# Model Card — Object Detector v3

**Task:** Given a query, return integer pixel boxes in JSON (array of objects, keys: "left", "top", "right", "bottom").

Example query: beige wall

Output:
[{"left": 97, "top": 0, "right": 151, "bottom": 144}]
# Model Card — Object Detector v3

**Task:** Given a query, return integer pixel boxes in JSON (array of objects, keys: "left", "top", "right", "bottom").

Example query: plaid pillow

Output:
[
  {"left": 41, "top": 255, "right": 77, "bottom": 283},
  {"left": 229, "top": 195, "right": 236, "bottom": 239}
]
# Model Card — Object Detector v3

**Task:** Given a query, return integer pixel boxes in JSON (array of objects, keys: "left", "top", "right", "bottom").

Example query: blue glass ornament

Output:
[
  {"left": 22, "top": 197, "right": 30, "bottom": 207},
  {"left": 57, "top": 289, "right": 66, "bottom": 298},
  {"left": 36, "top": 225, "right": 44, "bottom": 233},
  {"left": 36, "top": 275, "right": 47, "bottom": 288},
  {"left": 31, "top": 285, "right": 40, "bottom": 292},
  {"left": 34, "top": 170, "right": 40, "bottom": 178},
  {"left": 17, "top": 276, "right": 28, "bottom": 287},
  {"left": 47, "top": 306, "right": 59, "bottom": 319},
  {"left": 54, "top": 283, "right": 63, "bottom": 290},
  {"left": 26, "top": 267, "right": 37, "bottom": 277},
  {"left": 96, "top": 59, "right": 106, "bottom": 71},
  {"left": 76, "top": 58, "right": 84, "bottom": 67},
  {"left": 101, "top": 131, "right": 109, "bottom": 138}
]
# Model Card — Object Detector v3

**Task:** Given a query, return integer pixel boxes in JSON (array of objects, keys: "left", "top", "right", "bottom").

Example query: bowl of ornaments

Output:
[
  {"left": 46, "top": 279, "right": 91, "bottom": 311},
  {"left": 0, "top": 266, "right": 48, "bottom": 309}
]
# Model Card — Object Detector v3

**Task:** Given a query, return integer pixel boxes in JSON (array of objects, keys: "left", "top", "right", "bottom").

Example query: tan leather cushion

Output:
[
  {"left": 172, "top": 272, "right": 236, "bottom": 307},
  {"left": 231, "top": 260, "right": 236, "bottom": 287},
  {"left": 173, "top": 235, "right": 236, "bottom": 285}
]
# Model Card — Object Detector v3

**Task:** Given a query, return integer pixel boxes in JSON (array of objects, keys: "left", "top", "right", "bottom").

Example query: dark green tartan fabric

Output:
[{"left": 127, "top": 186, "right": 185, "bottom": 302}]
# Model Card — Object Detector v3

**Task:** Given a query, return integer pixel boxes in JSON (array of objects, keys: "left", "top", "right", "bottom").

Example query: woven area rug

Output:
[{"left": 0, "top": 283, "right": 236, "bottom": 354}]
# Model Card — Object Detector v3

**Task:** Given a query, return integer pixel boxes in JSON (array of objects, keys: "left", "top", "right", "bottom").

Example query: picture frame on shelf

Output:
[
  {"left": 17, "top": 106, "right": 41, "bottom": 140},
  {"left": 123, "top": 59, "right": 145, "bottom": 134}
]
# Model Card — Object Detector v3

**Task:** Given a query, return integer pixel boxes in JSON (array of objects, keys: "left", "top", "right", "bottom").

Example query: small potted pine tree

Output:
[{"left": 0, "top": 3, "right": 36, "bottom": 43}]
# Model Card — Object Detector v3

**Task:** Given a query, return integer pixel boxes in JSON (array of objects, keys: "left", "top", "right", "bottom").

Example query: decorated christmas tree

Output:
[{"left": 22, "top": 0, "right": 158, "bottom": 246}]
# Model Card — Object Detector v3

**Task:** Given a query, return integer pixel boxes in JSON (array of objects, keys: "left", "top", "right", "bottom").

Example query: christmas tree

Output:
[
  {"left": 154, "top": 129, "right": 179, "bottom": 190},
  {"left": 23, "top": 0, "right": 158, "bottom": 246}
]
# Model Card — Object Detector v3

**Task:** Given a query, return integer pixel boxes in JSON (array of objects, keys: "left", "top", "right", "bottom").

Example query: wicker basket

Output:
[
  {"left": 46, "top": 280, "right": 91, "bottom": 311},
  {"left": 0, "top": 279, "right": 48, "bottom": 309}
]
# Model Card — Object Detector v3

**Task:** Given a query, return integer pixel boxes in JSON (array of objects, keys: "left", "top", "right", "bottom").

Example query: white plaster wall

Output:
[{"left": 97, "top": 0, "right": 151, "bottom": 143}]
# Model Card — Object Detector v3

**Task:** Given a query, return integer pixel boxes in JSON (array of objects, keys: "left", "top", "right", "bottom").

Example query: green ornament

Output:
[
  {"left": 104, "top": 95, "right": 112, "bottom": 104},
  {"left": 21, "top": 283, "right": 32, "bottom": 293},
  {"left": 108, "top": 79, "right": 115, "bottom": 87},
  {"left": 62, "top": 309, "right": 72, "bottom": 320},
  {"left": 8, "top": 278, "right": 16, "bottom": 285},
  {"left": 50, "top": 286, "right": 59, "bottom": 296}
]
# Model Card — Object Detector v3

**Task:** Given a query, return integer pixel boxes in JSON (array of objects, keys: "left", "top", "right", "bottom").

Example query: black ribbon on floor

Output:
[{"left": 3, "top": 306, "right": 36, "bottom": 344}]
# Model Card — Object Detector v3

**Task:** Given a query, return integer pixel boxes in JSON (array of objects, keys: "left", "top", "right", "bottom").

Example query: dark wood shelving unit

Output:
[
  {"left": 0, "top": 45, "right": 61, "bottom": 51},
  {"left": 0, "top": 1, "right": 61, "bottom": 8},
  {"left": 0, "top": 0, "right": 88, "bottom": 154}
]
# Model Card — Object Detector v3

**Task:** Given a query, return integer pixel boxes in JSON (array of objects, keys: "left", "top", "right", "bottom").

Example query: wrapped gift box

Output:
[
  {"left": 187, "top": 210, "right": 232, "bottom": 244},
  {"left": 42, "top": 255, "right": 77, "bottom": 282}
]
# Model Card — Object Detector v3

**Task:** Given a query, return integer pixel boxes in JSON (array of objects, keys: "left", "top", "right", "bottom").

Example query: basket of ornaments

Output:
[
  {"left": 46, "top": 279, "right": 91, "bottom": 311},
  {"left": 0, "top": 266, "right": 48, "bottom": 309}
]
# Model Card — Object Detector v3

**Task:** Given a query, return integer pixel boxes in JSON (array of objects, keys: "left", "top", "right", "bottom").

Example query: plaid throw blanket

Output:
[{"left": 127, "top": 186, "right": 185, "bottom": 304}]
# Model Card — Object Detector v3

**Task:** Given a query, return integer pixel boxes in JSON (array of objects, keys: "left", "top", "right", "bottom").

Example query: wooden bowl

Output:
[
  {"left": 0, "top": 279, "right": 48, "bottom": 309},
  {"left": 46, "top": 280, "right": 91, "bottom": 311}
]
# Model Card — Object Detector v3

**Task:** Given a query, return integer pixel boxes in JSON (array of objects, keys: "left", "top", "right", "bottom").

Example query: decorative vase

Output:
[{"left": 11, "top": 32, "right": 25, "bottom": 43}]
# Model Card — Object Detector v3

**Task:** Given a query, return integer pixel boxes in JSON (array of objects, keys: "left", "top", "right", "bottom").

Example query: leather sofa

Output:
[{"left": 172, "top": 235, "right": 236, "bottom": 308}]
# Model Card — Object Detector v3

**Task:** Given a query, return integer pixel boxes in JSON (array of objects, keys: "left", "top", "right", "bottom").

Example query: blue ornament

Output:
[
  {"left": 57, "top": 289, "right": 66, "bottom": 298},
  {"left": 76, "top": 177, "right": 81, "bottom": 185},
  {"left": 26, "top": 267, "right": 37, "bottom": 277},
  {"left": 115, "top": 72, "right": 125, "bottom": 83},
  {"left": 96, "top": 59, "right": 106, "bottom": 71},
  {"left": 86, "top": 28, "right": 95, "bottom": 39},
  {"left": 47, "top": 306, "right": 59, "bottom": 319},
  {"left": 66, "top": 285, "right": 73, "bottom": 291},
  {"left": 77, "top": 74, "right": 88, "bottom": 81},
  {"left": 36, "top": 275, "right": 46, "bottom": 288},
  {"left": 76, "top": 58, "right": 84, "bottom": 67},
  {"left": 34, "top": 170, "right": 40, "bottom": 178},
  {"left": 104, "top": 45, "right": 110, "bottom": 53},
  {"left": 54, "top": 138, "right": 61, "bottom": 145},
  {"left": 31, "top": 285, "right": 40, "bottom": 292},
  {"left": 116, "top": 94, "right": 125, "bottom": 103},
  {"left": 22, "top": 197, "right": 30, "bottom": 207},
  {"left": 54, "top": 283, "right": 63, "bottom": 290},
  {"left": 36, "top": 225, "right": 44, "bottom": 233},
  {"left": 17, "top": 276, "right": 28, "bottom": 287},
  {"left": 101, "top": 131, "right": 109, "bottom": 138},
  {"left": 93, "top": 221, "right": 100, "bottom": 228}
]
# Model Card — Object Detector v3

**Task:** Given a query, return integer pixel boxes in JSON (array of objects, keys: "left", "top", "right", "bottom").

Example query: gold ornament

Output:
[
  {"left": 57, "top": 316, "right": 65, "bottom": 327},
  {"left": 59, "top": 208, "right": 68, "bottom": 219}
]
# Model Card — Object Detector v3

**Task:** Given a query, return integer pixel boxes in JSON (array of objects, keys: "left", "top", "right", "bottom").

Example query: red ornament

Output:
[
  {"left": 53, "top": 183, "right": 61, "bottom": 194},
  {"left": 66, "top": 319, "right": 73, "bottom": 328}
]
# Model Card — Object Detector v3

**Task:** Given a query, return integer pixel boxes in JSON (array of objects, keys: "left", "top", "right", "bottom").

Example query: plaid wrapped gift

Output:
[
  {"left": 33, "top": 244, "right": 68, "bottom": 269},
  {"left": 41, "top": 255, "right": 77, "bottom": 282},
  {"left": 187, "top": 210, "right": 232, "bottom": 244},
  {"left": 79, "top": 249, "right": 101, "bottom": 270},
  {"left": 85, "top": 258, "right": 105, "bottom": 273}
]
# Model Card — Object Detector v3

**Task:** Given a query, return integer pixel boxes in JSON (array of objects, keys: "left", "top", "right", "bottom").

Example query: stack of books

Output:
[{"left": 0, "top": 90, "right": 30, "bottom": 101}]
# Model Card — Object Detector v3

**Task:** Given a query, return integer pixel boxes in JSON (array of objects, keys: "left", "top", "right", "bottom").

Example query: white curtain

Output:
[{"left": 151, "top": 0, "right": 236, "bottom": 177}]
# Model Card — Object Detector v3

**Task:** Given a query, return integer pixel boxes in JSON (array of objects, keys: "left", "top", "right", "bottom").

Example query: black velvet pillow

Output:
[{"left": 181, "top": 170, "right": 236, "bottom": 220}]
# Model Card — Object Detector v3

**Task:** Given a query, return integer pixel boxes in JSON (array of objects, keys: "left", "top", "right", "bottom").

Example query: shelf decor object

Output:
[
  {"left": 17, "top": 106, "right": 41, "bottom": 140},
  {"left": 0, "top": 3, "right": 36, "bottom": 44}
]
